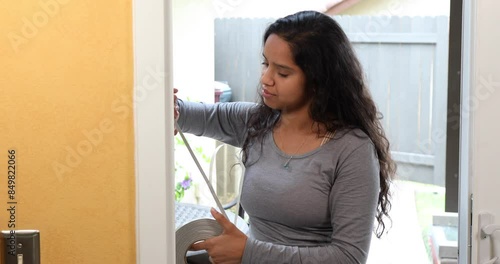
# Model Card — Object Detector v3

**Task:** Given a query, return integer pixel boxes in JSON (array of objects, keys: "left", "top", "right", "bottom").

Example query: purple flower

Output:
[{"left": 180, "top": 178, "right": 192, "bottom": 190}]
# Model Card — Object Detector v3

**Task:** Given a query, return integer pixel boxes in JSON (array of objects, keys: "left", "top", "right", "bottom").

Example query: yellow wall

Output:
[{"left": 0, "top": 0, "right": 135, "bottom": 263}]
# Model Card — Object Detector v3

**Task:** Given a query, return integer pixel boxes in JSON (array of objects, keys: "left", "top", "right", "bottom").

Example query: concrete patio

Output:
[{"left": 367, "top": 180, "right": 436, "bottom": 264}]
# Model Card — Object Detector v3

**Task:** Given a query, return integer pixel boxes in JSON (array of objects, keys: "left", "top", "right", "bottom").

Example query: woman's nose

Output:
[{"left": 261, "top": 68, "right": 274, "bottom": 86}]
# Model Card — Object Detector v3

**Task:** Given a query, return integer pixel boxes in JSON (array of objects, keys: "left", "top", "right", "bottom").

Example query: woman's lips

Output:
[{"left": 262, "top": 89, "right": 275, "bottom": 98}]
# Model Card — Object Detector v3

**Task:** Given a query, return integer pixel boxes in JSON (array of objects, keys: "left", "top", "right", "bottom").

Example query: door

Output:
[{"left": 463, "top": 0, "right": 500, "bottom": 263}]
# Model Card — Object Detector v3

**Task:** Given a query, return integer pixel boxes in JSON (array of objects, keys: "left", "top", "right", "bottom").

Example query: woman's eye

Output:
[
  {"left": 261, "top": 62, "right": 269, "bottom": 67},
  {"left": 278, "top": 73, "right": 289, "bottom": 78}
]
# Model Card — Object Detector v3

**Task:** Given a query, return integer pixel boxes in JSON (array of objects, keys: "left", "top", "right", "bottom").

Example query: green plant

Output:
[
  {"left": 174, "top": 135, "right": 212, "bottom": 202},
  {"left": 175, "top": 173, "right": 193, "bottom": 202}
]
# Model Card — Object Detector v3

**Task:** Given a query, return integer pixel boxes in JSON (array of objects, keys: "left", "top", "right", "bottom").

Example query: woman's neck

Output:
[{"left": 277, "top": 110, "right": 324, "bottom": 135}]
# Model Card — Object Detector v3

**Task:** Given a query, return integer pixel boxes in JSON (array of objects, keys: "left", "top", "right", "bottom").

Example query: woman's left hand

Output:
[{"left": 190, "top": 208, "right": 248, "bottom": 264}]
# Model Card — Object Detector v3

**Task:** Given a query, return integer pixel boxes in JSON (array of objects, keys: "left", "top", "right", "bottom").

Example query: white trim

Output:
[
  {"left": 133, "top": 0, "right": 174, "bottom": 263},
  {"left": 458, "top": 0, "right": 475, "bottom": 263}
]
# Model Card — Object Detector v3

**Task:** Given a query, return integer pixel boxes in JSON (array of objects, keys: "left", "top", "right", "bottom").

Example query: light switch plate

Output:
[{"left": 1, "top": 230, "right": 40, "bottom": 264}]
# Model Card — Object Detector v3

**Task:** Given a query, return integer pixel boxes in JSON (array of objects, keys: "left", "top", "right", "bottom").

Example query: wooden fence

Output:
[{"left": 214, "top": 16, "right": 449, "bottom": 186}]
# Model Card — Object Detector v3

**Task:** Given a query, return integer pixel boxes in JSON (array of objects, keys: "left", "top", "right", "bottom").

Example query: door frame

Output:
[
  {"left": 458, "top": 0, "right": 474, "bottom": 263},
  {"left": 130, "top": 0, "right": 475, "bottom": 263},
  {"left": 133, "top": 0, "right": 175, "bottom": 263}
]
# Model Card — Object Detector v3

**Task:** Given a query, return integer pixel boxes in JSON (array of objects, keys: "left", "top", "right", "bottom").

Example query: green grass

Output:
[{"left": 412, "top": 182, "right": 446, "bottom": 262}]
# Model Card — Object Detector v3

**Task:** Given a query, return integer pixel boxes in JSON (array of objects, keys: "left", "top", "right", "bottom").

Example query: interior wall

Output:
[{"left": 0, "top": 0, "right": 136, "bottom": 263}]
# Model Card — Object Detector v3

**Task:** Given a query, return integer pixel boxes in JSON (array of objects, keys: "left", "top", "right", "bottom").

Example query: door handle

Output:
[
  {"left": 479, "top": 213, "right": 500, "bottom": 264},
  {"left": 483, "top": 224, "right": 500, "bottom": 238}
]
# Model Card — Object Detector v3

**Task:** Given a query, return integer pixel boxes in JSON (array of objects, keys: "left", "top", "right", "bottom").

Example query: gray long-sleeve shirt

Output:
[{"left": 177, "top": 100, "right": 380, "bottom": 264}]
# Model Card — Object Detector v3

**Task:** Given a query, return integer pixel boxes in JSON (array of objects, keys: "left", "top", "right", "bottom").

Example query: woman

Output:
[{"left": 175, "top": 10, "right": 396, "bottom": 264}]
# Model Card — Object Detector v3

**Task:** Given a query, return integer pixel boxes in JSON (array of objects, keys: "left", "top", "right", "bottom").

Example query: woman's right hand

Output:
[{"left": 174, "top": 88, "right": 179, "bottom": 135}]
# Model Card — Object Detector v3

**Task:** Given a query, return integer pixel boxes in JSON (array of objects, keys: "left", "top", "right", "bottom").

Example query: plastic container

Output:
[{"left": 214, "top": 81, "right": 232, "bottom": 103}]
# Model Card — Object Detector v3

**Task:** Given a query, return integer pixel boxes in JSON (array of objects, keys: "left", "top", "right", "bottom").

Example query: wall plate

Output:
[{"left": 1, "top": 230, "right": 40, "bottom": 264}]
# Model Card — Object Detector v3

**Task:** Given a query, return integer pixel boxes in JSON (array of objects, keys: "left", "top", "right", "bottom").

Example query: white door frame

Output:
[
  {"left": 133, "top": 0, "right": 175, "bottom": 263},
  {"left": 459, "top": 0, "right": 475, "bottom": 263},
  {"left": 130, "top": 0, "right": 476, "bottom": 263}
]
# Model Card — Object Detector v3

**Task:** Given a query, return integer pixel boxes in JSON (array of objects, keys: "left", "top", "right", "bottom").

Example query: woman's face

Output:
[{"left": 260, "top": 34, "right": 309, "bottom": 113}]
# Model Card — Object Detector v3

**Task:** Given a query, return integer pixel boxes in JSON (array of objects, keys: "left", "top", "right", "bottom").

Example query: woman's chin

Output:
[{"left": 262, "top": 99, "right": 279, "bottom": 110}]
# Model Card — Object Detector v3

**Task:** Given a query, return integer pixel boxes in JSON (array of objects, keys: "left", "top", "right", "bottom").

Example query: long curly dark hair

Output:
[{"left": 241, "top": 10, "right": 396, "bottom": 238}]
